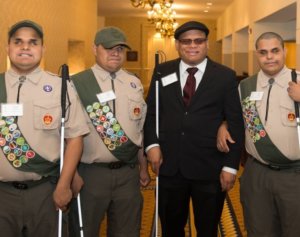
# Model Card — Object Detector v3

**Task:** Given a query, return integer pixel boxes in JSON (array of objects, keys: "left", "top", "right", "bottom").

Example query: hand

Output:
[
  {"left": 217, "top": 122, "right": 235, "bottom": 153},
  {"left": 220, "top": 170, "right": 236, "bottom": 192},
  {"left": 139, "top": 166, "right": 151, "bottom": 187},
  {"left": 53, "top": 184, "right": 72, "bottom": 212},
  {"left": 146, "top": 146, "right": 163, "bottom": 175},
  {"left": 71, "top": 170, "right": 84, "bottom": 197},
  {"left": 288, "top": 81, "right": 300, "bottom": 102}
]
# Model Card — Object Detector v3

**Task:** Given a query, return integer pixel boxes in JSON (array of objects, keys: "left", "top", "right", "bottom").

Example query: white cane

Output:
[
  {"left": 155, "top": 80, "right": 159, "bottom": 237},
  {"left": 291, "top": 69, "right": 300, "bottom": 147},
  {"left": 77, "top": 193, "right": 84, "bottom": 237},
  {"left": 58, "top": 64, "right": 68, "bottom": 237}
]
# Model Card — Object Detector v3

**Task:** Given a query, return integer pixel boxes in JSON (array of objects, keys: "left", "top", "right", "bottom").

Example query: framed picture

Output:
[{"left": 126, "top": 50, "right": 138, "bottom": 61}]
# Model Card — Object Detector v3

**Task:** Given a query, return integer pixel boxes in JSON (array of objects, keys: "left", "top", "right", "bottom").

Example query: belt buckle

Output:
[
  {"left": 268, "top": 165, "right": 281, "bottom": 171},
  {"left": 12, "top": 182, "right": 28, "bottom": 190},
  {"left": 109, "top": 161, "right": 123, "bottom": 169}
]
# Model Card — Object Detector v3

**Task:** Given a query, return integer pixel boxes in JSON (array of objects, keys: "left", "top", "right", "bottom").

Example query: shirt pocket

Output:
[
  {"left": 128, "top": 94, "right": 146, "bottom": 121},
  {"left": 280, "top": 99, "right": 297, "bottom": 127},
  {"left": 33, "top": 100, "right": 61, "bottom": 130}
]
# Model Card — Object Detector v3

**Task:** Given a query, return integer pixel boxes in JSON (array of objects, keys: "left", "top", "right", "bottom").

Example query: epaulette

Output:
[{"left": 123, "top": 69, "right": 140, "bottom": 80}]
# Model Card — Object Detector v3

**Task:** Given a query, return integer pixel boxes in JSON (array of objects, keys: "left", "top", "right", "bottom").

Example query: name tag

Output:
[
  {"left": 161, "top": 73, "right": 178, "bottom": 87},
  {"left": 250, "top": 91, "right": 264, "bottom": 101},
  {"left": 1, "top": 103, "right": 24, "bottom": 116},
  {"left": 97, "top": 90, "right": 116, "bottom": 103}
]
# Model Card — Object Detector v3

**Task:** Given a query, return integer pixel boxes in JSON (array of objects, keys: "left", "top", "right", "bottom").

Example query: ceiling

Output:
[{"left": 98, "top": 0, "right": 235, "bottom": 20}]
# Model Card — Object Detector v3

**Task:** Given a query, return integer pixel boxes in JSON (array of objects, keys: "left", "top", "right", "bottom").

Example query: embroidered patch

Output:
[{"left": 242, "top": 97, "right": 266, "bottom": 142}]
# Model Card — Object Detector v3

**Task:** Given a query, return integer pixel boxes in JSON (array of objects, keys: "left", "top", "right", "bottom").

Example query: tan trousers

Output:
[{"left": 240, "top": 157, "right": 300, "bottom": 237}]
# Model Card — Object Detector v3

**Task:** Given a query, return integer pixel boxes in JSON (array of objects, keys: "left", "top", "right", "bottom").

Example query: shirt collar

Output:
[
  {"left": 180, "top": 58, "right": 207, "bottom": 76},
  {"left": 93, "top": 64, "right": 122, "bottom": 82},
  {"left": 6, "top": 67, "right": 42, "bottom": 87},
  {"left": 259, "top": 66, "right": 288, "bottom": 88}
]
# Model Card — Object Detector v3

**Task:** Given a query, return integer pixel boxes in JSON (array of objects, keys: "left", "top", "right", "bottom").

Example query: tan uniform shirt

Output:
[
  {"left": 80, "top": 64, "right": 147, "bottom": 163},
  {"left": 0, "top": 68, "right": 89, "bottom": 181},
  {"left": 243, "top": 66, "right": 300, "bottom": 164}
]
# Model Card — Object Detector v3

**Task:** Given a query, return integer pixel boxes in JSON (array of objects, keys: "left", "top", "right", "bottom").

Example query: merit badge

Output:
[
  {"left": 133, "top": 107, "right": 141, "bottom": 116},
  {"left": 43, "top": 85, "right": 53, "bottom": 92},
  {"left": 288, "top": 112, "right": 295, "bottom": 121},
  {"left": 130, "top": 82, "right": 137, "bottom": 88},
  {"left": 43, "top": 114, "right": 53, "bottom": 125},
  {"left": 0, "top": 137, "right": 6, "bottom": 146}
]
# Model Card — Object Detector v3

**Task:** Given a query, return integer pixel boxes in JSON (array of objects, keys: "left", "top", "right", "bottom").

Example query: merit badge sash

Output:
[
  {"left": 72, "top": 69, "right": 139, "bottom": 163},
  {"left": 0, "top": 73, "right": 59, "bottom": 176},
  {"left": 240, "top": 74, "right": 300, "bottom": 168}
]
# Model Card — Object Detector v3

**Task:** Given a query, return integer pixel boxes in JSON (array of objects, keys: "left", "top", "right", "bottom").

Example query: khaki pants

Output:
[
  {"left": 240, "top": 157, "right": 300, "bottom": 237},
  {"left": 0, "top": 180, "right": 57, "bottom": 237},
  {"left": 69, "top": 163, "right": 142, "bottom": 237}
]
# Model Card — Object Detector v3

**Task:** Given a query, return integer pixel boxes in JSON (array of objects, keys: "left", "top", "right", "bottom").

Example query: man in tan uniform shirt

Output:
[
  {"left": 69, "top": 27, "right": 149, "bottom": 237},
  {"left": 0, "top": 20, "right": 89, "bottom": 237},
  {"left": 217, "top": 32, "right": 300, "bottom": 237}
]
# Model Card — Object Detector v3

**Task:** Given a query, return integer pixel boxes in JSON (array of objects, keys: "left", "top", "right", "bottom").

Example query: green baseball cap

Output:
[
  {"left": 8, "top": 20, "right": 43, "bottom": 39},
  {"left": 94, "top": 26, "right": 131, "bottom": 49}
]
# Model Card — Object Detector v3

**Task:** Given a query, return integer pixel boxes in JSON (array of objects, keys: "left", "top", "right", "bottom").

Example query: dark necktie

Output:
[
  {"left": 265, "top": 78, "right": 274, "bottom": 123},
  {"left": 16, "top": 76, "right": 26, "bottom": 123},
  {"left": 183, "top": 67, "right": 198, "bottom": 106}
]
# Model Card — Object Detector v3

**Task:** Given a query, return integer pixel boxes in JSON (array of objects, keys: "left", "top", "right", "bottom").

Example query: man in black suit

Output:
[{"left": 144, "top": 21, "right": 245, "bottom": 237}]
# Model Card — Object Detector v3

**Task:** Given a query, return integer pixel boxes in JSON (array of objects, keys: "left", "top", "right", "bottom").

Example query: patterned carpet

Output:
[{"left": 99, "top": 166, "right": 247, "bottom": 237}]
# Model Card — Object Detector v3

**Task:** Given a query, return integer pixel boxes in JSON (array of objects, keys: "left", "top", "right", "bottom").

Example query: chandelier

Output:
[{"left": 130, "top": 0, "right": 178, "bottom": 37}]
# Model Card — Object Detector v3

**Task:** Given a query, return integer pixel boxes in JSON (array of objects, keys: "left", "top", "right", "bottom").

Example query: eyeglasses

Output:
[{"left": 178, "top": 38, "right": 207, "bottom": 45}]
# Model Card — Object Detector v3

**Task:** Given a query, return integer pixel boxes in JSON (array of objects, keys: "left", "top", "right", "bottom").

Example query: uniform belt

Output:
[
  {"left": 253, "top": 158, "right": 300, "bottom": 172},
  {"left": 93, "top": 161, "right": 136, "bottom": 169},
  {"left": 4, "top": 176, "right": 56, "bottom": 190}
]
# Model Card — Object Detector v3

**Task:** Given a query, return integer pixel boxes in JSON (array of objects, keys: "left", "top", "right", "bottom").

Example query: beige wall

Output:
[{"left": 0, "top": 0, "right": 98, "bottom": 74}]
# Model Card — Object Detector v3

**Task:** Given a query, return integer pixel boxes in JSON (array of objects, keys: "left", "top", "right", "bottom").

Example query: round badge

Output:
[
  {"left": 288, "top": 112, "right": 296, "bottom": 121},
  {"left": 115, "top": 141, "right": 121, "bottom": 146},
  {"left": 120, "top": 136, "right": 128, "bottom": 143},
  {"left": 113, "top": 124, "right": 121, "bottom": 132},
  {"left": 110, "top": 118, "right": 117, "bottom": 126},
  {"left": 9, "top": 141, "right": 16, "bottom": 150},
  {"left": 26, "top": 150, "right": 35, "bottom": 159},
  {"left": 106, "top": 112, "right": 113, "bottom": 120},
  {"left": 100, "top": 115, "right": 107, "bottom": 122},
  {"left": 3, "top": 146, "right": 11, "bottom": 154},
  {"left": 89, "top": 112, "right": 96, "bottom": 119},
  {"left": 20, "top": 155, "right": 28, "bottom": 164},
  {"left": 117, "top": 130, "right": 124, "bottom": 137},
  {"left": 5, "top": 134, "right": 13, "bottom": 142},
  {"left": 13, "top": 160, "right": 21, "bottom": 168},
  {"left": 110, "top": 134, "right": 117, "bottom": 142},
  {"left": 0, "top": 137, "right": 6, "bottom": 146},
  {"left": 21, "top": 144, "right": 29, "bottom": 152},
  {"left": 1, "top": 127, "right": 9, "bottom": 136},
  {"left": 0, "top": 120, "right": 6, "bottom": 127},
  {"left": 100, "top": 132, "right": 107, "bottom": 139},
  {"left": 103, "top": 106, "right": 110, "bottom": 113},
  {"left": 13, "top": 130, "right": 21, "bottom": 138},
  {"left": 96, "top": 125, "right": 104, "bottom": 133},
  {"left": 92, "top": 119, "right": 101, "bottom": 126},
  {"left": 259, "top": 130, "right": 266, "bottom": 137},
  {"left": 95, "top": 109, "right": 103, "bottom": 117},
  {"left": 5, "top": 117, "right": 14, "bottom": 125},
  {"left": 107, "top": 128, "right": 114, "bottom": 136},
  {"left": 86, "top": 105, "right": 93, "bottom": 113},
  {"left": 14, "top": 148, "right": 22, "bottom": 156},
  {"left": 43, "top": 85, "right": 53, "bottom": 92},
  {"left": 104, "top": 138, "right": 111, "bottom": 145},
  {"left": 7, "top": 153, "right": 16, "bottom": 161},
  {"left": 9, "top": 124, "right": 17, "bottom": 132},
  {"left": 93, "top": 102, "right": 100, "bottom": 110},
  {"left": 103, "top": 121, "right": 110, "bottom": 129},
  {"left": 108, "top": 144, "right": 116, "bottom": 151},
  {"left": 16, "top": 137, "right": 25, "bottom": 146}
]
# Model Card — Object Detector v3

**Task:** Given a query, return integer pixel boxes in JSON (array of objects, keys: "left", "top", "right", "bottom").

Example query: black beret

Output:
[{"left": 174, "top": 21, "right": 209, "bottom": 39}]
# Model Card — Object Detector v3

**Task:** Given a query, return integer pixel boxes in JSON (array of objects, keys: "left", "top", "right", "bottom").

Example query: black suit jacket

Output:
[{"left": 144, "top": 58, "right": 245, "bottom": 180}]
